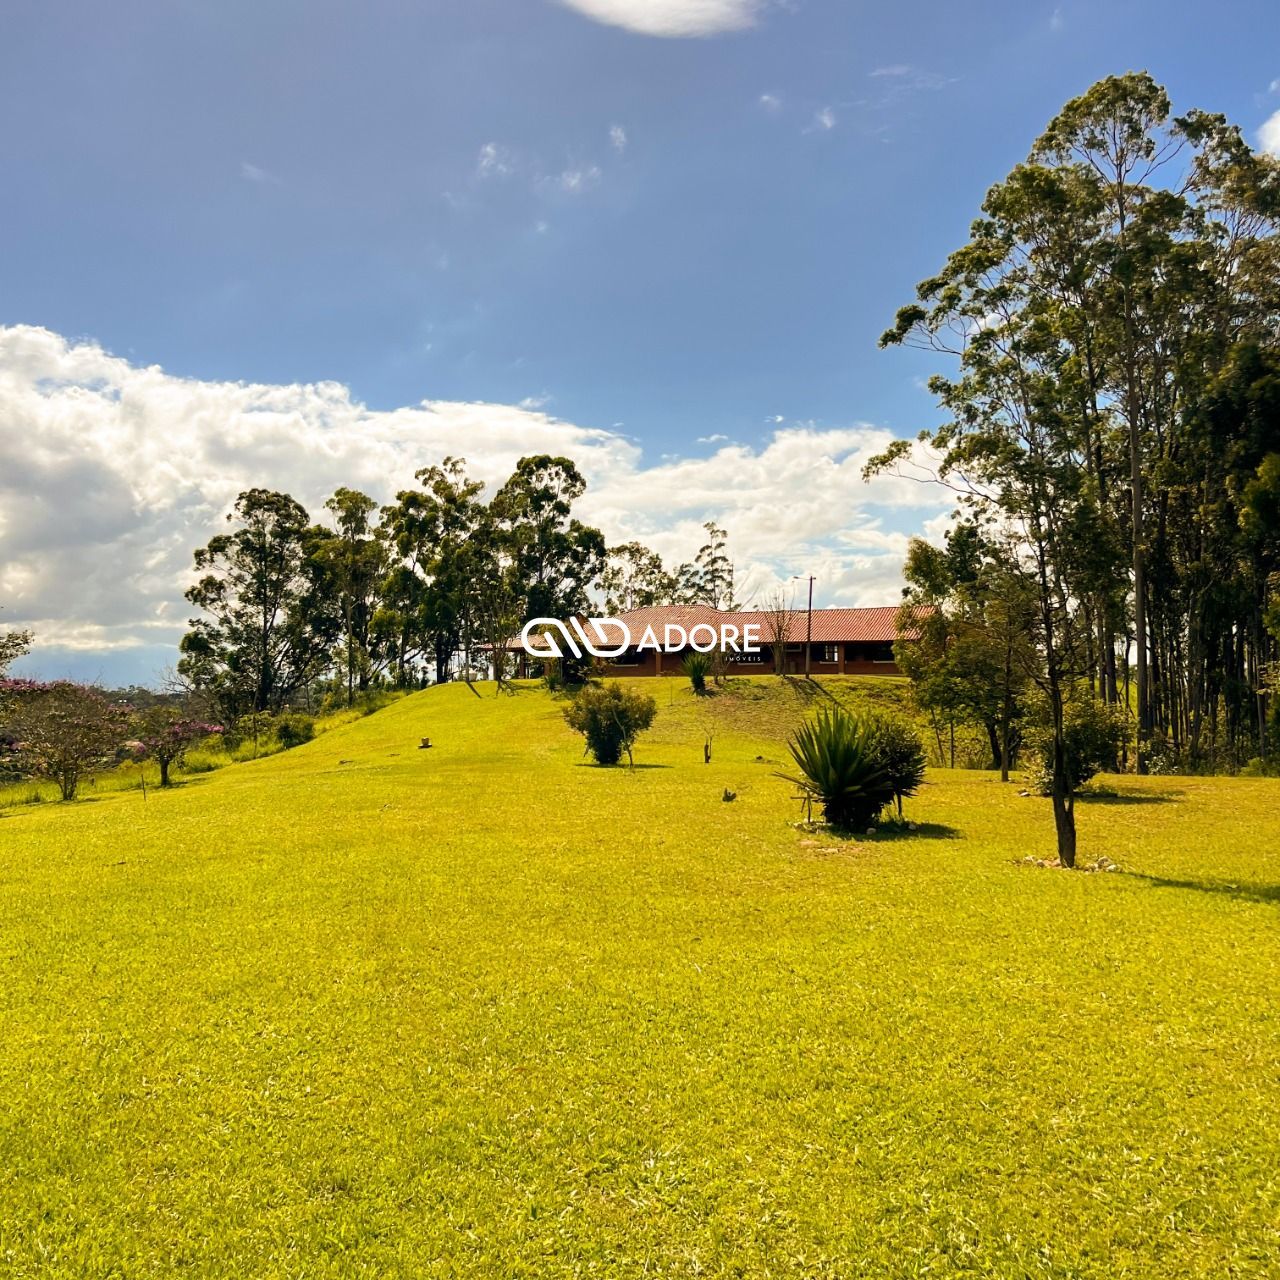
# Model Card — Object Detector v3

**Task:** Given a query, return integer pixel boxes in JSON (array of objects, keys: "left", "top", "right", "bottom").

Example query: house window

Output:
[
  {"left": 820, "top": 644, "right": 839, "bottom": 664},
  {"left": 609, "top": 651, "right": 641, "bottom": 667}
]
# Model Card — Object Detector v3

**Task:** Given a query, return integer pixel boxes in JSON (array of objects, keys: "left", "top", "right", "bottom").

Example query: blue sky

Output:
[{"left": 3, "top": 0, "right": 1280, "bottom": 684}]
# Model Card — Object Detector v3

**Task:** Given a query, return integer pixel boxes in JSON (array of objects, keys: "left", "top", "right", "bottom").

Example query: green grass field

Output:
[{"left": 2, "top": 677, "right": 1277, "bottom": 1277}]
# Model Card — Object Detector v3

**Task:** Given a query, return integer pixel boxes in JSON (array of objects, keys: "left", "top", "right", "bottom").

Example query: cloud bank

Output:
[
  {"left": 1260, "top": 109, "right": 1280, "bottom": 157},
  {"left": 0, "top": 326, "right": 948, "bottom": 672},
  {"left": 555, "top": 0, "right": 762, "bottom": 38}
]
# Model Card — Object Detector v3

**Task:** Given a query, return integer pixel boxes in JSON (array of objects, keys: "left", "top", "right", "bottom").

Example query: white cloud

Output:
[
  {"left": 609, "top": 124, "right": 628, "bottom": 153},
  {"left": 558, "top": 165, "right": 602, "bottom": 193},
  {"left": 758, "top": 92, "right": 782, "bottom": 112},
  {"left": 239, "top": 161, "right": 280, "bottom": 185},
  {"left": 519, "top": 393, "right": 553, "bottom": 410},
  {"left": 477, "top": 142, "right": 515, "bottom": 178},
  {"left": 1259, "top": 109, "right": 1280, "bottom": 157},
  {"left": 556, "top": 0, "right": 762, "bottom": 38},
  {"left": 697, "top": 433, "right": 729, "bottom": 443},
  {"left": 1049, "top": 7, "right": 1064, "bottom": 33},
  {"left": 0, "top": 326, "right": 949, "bottom": 658},
  {"left": 812, "top": 106, "right": 837, "bottom": 131},
  {"left": 868, "top": 65, "right": 950, "bottom": 92}
]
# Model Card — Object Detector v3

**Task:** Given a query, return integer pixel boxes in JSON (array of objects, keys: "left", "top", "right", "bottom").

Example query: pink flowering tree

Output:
[
  {"left": 129, "top": 704, "right": 222, "bottom": 787},
  {"left": 1, "top": 681, "right": 130, "bottom": 801}
]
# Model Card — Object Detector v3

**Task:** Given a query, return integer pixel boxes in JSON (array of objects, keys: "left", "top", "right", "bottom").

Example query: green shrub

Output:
[
  {"left": 871, "top": 714, "right": 927, "bottom": 816},
  {"left": 563, "top": 683, "right": 656, "bottom": 766},
  {"left": 276, "top": 713, "right": 315, "bottom": 749},
  {"left": 1240, "top": 756, "right": 1279, "bottom": 778},
  {"left": 778, "top": 706, "right": 895, "bottom": 830},
  {"left": 681, "top": 652, "right": 713, "bottom": 694},
  {"left": 1027, "top": 693, "right": 1127, "bottom": 794}
]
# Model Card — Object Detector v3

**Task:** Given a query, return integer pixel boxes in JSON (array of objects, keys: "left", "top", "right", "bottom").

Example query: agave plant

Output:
[
  {"left": 682, "top": 651, "right": 713, "bottom": 694},
  {"left": 778, "top": 706, "right": 895, "bottom": 830}
]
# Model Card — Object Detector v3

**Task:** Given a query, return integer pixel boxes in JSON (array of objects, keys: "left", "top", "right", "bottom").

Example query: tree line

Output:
[
  {"left": 867, "top": 73, "right": 1280, "bottom": 864},
  {"left": 175, "top": 455, "right": 738, "bottom": 721}
]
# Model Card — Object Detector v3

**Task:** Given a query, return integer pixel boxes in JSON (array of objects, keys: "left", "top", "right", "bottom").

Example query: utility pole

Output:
[{"left": 794, "top": 574, "right": 815, "bottom": 677}]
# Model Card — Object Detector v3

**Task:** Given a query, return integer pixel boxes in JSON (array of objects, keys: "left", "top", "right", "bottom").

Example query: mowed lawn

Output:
[{"left": 1, "top": 679, "right": 1277, "bottom": 1278}]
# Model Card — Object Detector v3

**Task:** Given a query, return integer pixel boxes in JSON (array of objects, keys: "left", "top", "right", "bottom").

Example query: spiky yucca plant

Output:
[
  {"left": 778, "top": 706, "right": 895, "bottom": 830},
  {"left": 681, "top": 651, "right": 713, "bottom": 694}
]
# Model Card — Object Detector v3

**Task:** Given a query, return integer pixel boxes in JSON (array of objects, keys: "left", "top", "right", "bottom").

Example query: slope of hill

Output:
[{"left": 1, "top": 678, "right": 1278, "bottom": 1277}]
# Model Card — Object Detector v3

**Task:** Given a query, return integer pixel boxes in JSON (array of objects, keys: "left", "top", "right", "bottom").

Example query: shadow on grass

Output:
[
  {"left": 873, "top": 821, "right": 961, "bottom": 842},
  {"left": 1120, "top": 871, "right": 1280, "bottom": 905},
  {"left": 574, "top": 762, "right": 673, "bottom": 771},
  {"left": 1076, "top": 788, "right": 1182, "bottom": 805},
  {"left": 802, "top": 821, "right": 961, "bottom": 843}
]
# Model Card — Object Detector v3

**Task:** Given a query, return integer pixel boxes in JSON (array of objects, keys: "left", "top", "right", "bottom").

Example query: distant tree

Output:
[
  {"left": 315, "top": 488, "right": 390, "bottom": 705},
  {"left": 129, "top": 704, "right": 220, "bottom": 786},
  {"left": 674, "top": 521, "right": 737, "bottom": 609},
  {"left": 381, "top": 458, "right": 488, "bottom": 684},
  {"left": 0, "top": 628, "right": 31, "bottom": 678},
  {"left": 179, "top": 490, "right": 337, "bottom": 718},
  {"left": 897, "top": 525, "right": 1034, "bottom": 779},
  {"left": 602, "top": 541, "right": 675, "bottom": 613},
  {"left": 465, "top": 517, "right": 524, "bottom": 694},
  {"left": 563, "top": 683, "right": 656, "bottom": 766},
  {"left": 760, "top": 586, "right": 796, "bottom": 676},
  {"left": 493, "top": 455, "right": 606, "bottom": 622},
  {"left": 2, "top": 682, "right": 128, "bottom": 800}
]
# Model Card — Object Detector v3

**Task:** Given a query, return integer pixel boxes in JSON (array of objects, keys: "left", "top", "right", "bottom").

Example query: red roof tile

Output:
[{"left": 616, "top": 604, "right": 922, "bottom": 643}]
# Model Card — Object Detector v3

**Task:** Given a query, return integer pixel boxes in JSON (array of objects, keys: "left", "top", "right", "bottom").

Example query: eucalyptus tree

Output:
[
  {"left": 315, "top": 488, "right": 390, "bottom": 704},
  {"left": 674, "top": 521, "right": 737, "bottom": 610},
  {"left": 602, "top": 541, "right": 675, "bottom": 613},
  {"left": 492, "top": 455, "right": 605, "bottom": 622},
  {"left": 871, "top": 162, "right": 1108, "bottom": 865},
  {"left": 381, "top": 458, "right": 487, "bottom": 684},
  {"left": 179, "top": 489, "right": 337, "bottom": 718}
]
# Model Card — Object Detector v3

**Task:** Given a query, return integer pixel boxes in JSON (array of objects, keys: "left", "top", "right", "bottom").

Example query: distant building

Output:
[{"left": 508, "top": 603, "right": 921, "bottom": 678}]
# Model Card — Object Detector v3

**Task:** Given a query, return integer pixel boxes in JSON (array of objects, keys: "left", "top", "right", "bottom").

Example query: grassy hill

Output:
[{"left": 2, "top": 677, "right": 1278, "bottom": 1277}]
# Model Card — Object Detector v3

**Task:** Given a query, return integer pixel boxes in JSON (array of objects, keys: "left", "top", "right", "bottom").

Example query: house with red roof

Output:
[{"left": 512, "top": 603, "right": 919, "bottom": 678}]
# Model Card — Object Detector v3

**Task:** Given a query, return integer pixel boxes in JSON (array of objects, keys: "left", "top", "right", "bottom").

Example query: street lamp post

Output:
[{"left": 793, "top": 574, "right": 815, "bottom": 677}]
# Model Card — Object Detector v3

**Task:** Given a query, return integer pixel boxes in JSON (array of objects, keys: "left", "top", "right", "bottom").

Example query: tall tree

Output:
[
  {"left": 675, "top": 521, "right": 737, "bottom": 609},
  {"left": 179, "top": 489, "right": 336, "bottom": 717},
  {"left": 601, "top": 541, "right": 675, "bottom": 613},
  {"left": 315, "top": 488, "right": 390, "bottom": 704},
  {"left": 492, "top": 455, "right": 605, "bottom": 621},
  {"left": 381, "top": 458, "right": 487, "bottom": 684},
  {"left": 871, "top": 160, "right": 1108, "bottom": 864}
]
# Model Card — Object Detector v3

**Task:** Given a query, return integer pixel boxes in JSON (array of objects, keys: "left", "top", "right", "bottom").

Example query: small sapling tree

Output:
[{"left": 130, "top": 705, "right": 221, "bottom": 786}]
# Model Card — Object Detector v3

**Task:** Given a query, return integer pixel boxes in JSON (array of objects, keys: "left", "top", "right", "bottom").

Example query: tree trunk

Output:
[
  {"left": 1051, "top": 781, "right": 1077, "bottom": 868},
  {"left": 159, "top": 757, "right": 171, "bottom": 787},
  {"left": 1050, "top": 686, "right": 1077, "bottom": 868},
  {"left": 985, "top": 720, "right": 1001, "bottom": 772}
]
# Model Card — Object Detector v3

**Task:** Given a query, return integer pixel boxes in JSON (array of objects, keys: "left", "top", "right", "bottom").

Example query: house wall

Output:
[{"left": 600, "top": 643, "right": 901, "bottom": 678}]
